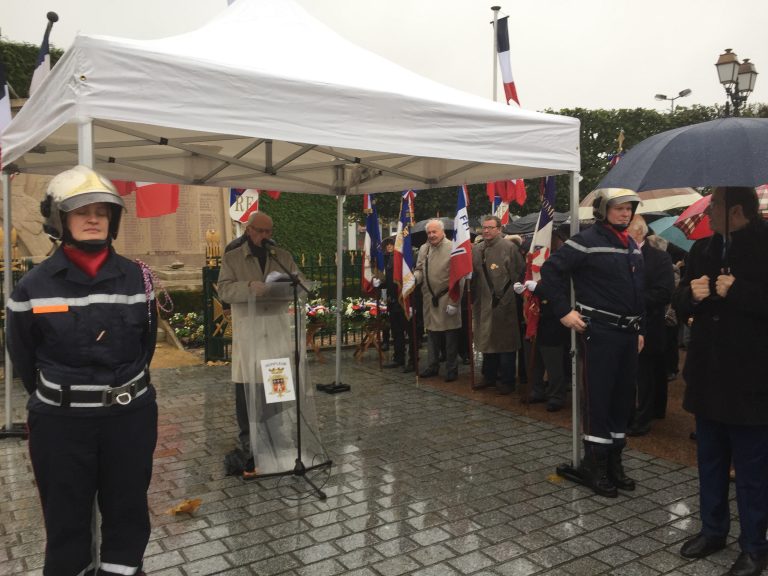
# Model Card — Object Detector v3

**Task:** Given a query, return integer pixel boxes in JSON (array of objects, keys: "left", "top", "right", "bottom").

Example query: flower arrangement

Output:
[
  {"left": 306, "top": 299, "right": 331, "bottom": 325},
  {"left": 169, "top": 311, "right": 205, "bottom": 347},
  {"left": 343, "top": 297, "right": 387, "bottom": 327}
]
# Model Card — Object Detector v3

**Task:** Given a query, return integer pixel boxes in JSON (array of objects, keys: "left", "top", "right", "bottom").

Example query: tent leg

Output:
[
  {"left": 561, "top": 171, "right": 581, "bottom": 470},
  {"left": 318, "top": 186, "right": 350, "bottom": 394},
  {"left": 1, "top": 169, "right": 27, "bottom": 440},
  {"left": 78, "top": 119, "right": 94, "bottom": 167}
]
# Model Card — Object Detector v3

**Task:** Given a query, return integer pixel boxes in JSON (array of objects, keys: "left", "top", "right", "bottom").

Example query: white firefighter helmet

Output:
[
  {"left": 41, "top": 165, "right": 125, "bottom": 240},
  {"left": 592, "top": 188, "right": 641, "bottom": 221}
]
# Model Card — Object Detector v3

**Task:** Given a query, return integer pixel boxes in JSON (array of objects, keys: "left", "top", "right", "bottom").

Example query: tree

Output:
[{"left": 0, "top": 40, "right": 64, "bottom": 98}]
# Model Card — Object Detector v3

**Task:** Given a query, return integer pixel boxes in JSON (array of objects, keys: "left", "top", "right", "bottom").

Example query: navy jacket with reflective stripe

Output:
[
  {"left": 539, "top": 223, "right": 645, "bottom": 322},
  {"left": 6, "top": 247, "right": 157, "bottom": 414}
]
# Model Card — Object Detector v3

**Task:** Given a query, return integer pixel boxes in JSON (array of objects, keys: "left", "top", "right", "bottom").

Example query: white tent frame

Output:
[{"left": 0, "top": 0, "right": 582, "bottom": 463}]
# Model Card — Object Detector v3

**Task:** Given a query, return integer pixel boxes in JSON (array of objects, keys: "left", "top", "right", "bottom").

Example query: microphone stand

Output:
[{"left": 246, "top": 242, "right": 332, "bottom": 500}]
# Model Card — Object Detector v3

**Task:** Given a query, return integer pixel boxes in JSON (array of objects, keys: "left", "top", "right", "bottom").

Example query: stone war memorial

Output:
[{"left": 6, "top": 173, "right": 234, "bottom": 291}]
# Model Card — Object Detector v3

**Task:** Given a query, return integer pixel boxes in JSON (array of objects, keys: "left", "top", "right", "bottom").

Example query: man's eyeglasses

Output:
[{"left": 481, "top": 225, "right": 498, "bottom": 230}]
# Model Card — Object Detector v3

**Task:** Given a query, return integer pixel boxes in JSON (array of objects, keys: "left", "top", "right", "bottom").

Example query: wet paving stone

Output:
[{"left": 0, "top": 359, "right": 734, "bottom": 574}]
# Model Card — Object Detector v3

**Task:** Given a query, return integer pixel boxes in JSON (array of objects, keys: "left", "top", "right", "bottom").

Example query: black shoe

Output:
[
  {"left": 472, "top": 379, "right": 494, "bottom": 390},
  {"left": 402, "top": 364, "right": 414, "bottom": 373},
  {"left": 419, "top": 368, "right": 438, "bottom": 378},
  {"left": 679, "top": 533, "right": 727, "bottom": 559},
  {"left": 525, "top": 395, "right": 546, "bottom": 404},
  {"left": 444, "top": 373, "right": 458, "bottom": 383},
  {"left": 607, "top": 446, "right": 636, "bottom": 491},
  {"left": 627, "top": 425, "right": 651, "bottom": 437},
  {"left": 546, "top": 402, "right": 563, "bottom": 412},
  {"left": 383, "top": 362, "right": 403, "bottom": 369},
  {"left": 496, "top": 385, "right": 511, "bottom": 396},
  {"left": 724, "top": 551, "right": 768, "bottom": 576},
  {"left": 461, "top": 356, "right": 470, "bottom": 365},
  {"left": 380, "top": 343, "right": 390, "bottom": 351}
]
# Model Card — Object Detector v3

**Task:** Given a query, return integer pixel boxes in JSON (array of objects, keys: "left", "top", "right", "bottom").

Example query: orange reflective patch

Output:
[{"left": 32, "top": 305, "right": 69, "bottom": 314}]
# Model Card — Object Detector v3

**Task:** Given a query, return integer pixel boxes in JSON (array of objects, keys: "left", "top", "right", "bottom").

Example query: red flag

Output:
[
  {"left": 511, "top": 179, "right": 526, "bottom": 206},
  {"left": 135, "top": 183, "right": 180, "bottom": 218},
  {"left": 265, "top": 190, "right": 281, "bottom": 200},
  {"left": 487, "top": 180, "right": 526, "bottom": 206},
  {"left": 449, "top": 186, "right": 473, "bottom": 302},
  {"left": 111, "top": 180, "right": 137, "bottom": 196}
]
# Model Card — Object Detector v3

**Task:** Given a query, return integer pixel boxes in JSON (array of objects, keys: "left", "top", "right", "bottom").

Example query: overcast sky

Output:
[{"left": 2, "top": 0, "right": 766, "bottom": 113}]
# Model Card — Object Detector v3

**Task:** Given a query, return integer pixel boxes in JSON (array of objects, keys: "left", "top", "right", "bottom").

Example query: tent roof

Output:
[{"left": 0, "top": 0, "right": 580, "bottom": 194}]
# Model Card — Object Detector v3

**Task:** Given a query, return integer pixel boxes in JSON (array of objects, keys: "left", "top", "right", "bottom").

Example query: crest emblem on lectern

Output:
[{"left": 269, "top": 366, "right": 287, "bottom": 396}]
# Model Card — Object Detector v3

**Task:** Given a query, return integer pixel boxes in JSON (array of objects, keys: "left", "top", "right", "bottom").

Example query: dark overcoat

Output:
[{"left": 673, "top": 220, "right": 768, "bottom": 425}]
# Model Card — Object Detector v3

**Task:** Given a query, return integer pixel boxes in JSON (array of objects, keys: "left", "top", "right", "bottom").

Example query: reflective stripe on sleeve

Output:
[{"left": 7, "top": 292, "right": 153, "bottom": 312}]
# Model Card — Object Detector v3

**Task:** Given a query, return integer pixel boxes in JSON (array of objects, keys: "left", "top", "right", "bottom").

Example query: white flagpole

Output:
[{"left": 491, "top": 6, "right": 501, "bottom": 103}]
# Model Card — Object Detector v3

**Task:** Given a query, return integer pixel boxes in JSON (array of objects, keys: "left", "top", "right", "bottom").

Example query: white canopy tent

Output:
[{"left": 0, "top": 0, "right": 582, "bottom": 455}]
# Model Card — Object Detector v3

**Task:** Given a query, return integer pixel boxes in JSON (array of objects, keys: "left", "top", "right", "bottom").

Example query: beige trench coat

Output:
[
  {"left": 471, "top": 237, "right": 524, "bottom": 353},
  {"left": 218, "top": 242, "right": 302, "bottom": 383},
  {"left": 414, "top": 238, "right": 462, "bottom": 332}
]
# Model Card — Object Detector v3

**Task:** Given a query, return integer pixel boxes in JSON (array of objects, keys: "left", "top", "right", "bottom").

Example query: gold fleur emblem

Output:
[{"left": 490, "top": 263, "right": 499, "bottom": 270}]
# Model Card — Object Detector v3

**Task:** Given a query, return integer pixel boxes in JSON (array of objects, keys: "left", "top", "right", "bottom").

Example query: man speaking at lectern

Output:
[{"left": 218, "top": 211, "right": 303, "bottom": 473}]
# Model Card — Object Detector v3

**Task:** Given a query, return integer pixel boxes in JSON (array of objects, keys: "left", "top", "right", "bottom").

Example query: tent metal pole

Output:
[
  {"left": 78, "top": 119, "right": 94, "bottom": 167},
  {"left": 334, "top": 166, "right": 345, "bottom": 387},
  {"left": 568, "top": 171, "right": 581, "bottom": 467},
  {"left": 3, "top": 170, "right": 13, "bottom": 431}
]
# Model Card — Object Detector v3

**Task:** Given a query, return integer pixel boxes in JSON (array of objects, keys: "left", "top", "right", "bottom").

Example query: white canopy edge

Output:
[{"left": 0, "top": 0, "right": 580, "bottom": 194}]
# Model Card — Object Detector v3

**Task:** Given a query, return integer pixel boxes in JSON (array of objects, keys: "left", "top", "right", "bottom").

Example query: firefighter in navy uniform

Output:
[
  {"left": 6, "top": 166, "right": 158, "bottom": 576},
  {"left": 539, "top": 188, "right": 645, "bottom": 498}
]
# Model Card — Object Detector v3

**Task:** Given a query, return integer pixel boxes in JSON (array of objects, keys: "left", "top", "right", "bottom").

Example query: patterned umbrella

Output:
[{"left": 673, "top": 185, "right": 768, "bottom": 240}]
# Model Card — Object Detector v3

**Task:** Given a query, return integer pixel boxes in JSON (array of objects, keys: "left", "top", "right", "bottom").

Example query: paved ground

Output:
[{"left": 0, "top": 356, "right": 746, "bottom": 576}]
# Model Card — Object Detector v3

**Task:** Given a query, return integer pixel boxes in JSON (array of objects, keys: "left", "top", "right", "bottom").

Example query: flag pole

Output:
[
  {"left": 491, "top": 6, "right": 501, "bottom": 103},
  {"left": 411, "top": 313, "right": 419, "bottom": 382},
  {"left": 465, "top": 282, "right": 476, "bottom": 389}
]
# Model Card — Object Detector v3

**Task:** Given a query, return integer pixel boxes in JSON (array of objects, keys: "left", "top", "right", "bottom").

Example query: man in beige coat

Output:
[
  {"left": 218, "top": 212, "right": 302, "bottom": 458},
  {"left": 414, "top": 219, "right": 462, "bottom": 382},
  {"left": 472, "top": 215, "right": 524, "bottom": 394}
]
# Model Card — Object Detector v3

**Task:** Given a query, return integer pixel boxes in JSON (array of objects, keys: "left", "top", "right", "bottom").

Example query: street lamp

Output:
[
  {"left": 654, "top": 89, "right": 692, "bottom": 112},
  {"left": 715, "top": 48, "right": 759, "bottom": 116}
]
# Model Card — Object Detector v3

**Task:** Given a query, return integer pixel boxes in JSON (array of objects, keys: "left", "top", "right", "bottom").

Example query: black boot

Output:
[
  {"left": 608, "top": 445, "right": 636, "bottom": 491},
  {"left": 579, "top": 445, "right": 618, "bottom": 498}
]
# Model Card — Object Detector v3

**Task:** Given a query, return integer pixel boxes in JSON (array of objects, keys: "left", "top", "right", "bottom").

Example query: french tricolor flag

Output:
[
  {"left": 495, "top": 16, "right": 520, "bottom": 106},
  {"left": 449, "top": 186, "right": 473, "bottom": 302},
  {"left": 394, "top": 190, "right": 417, "bottom": 318}
]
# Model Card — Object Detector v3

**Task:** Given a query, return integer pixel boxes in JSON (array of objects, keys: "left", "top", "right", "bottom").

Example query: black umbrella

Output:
[
  {"left": 503, "top": 211, "right": 569, "bottom": 235},
  {"left": 597, "top": 117, "right": 768, "bottom": 191}
]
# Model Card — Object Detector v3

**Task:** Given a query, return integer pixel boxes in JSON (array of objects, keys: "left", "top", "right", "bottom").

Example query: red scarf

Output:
[
  {"left": 603, "top": 223, "right": 629, "bottom": 247},
  {"left": 62, "top": 245, "right": 110, "bottom": 278}
]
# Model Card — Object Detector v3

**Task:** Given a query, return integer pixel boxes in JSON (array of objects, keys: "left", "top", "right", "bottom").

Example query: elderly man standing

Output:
[
  {"left": 472, "top": 215, "right": 525, "bottom": 394},
  {"left": 414, "top": 219, "right": 462, "bottom": 382},
  {"left": 218, "top": 211, "right": 301, "bottom": 470}
]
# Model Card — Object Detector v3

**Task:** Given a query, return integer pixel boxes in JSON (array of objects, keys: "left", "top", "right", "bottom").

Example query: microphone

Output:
[{"left": 262, "top": 237, "right": 277, "bottom": 257}]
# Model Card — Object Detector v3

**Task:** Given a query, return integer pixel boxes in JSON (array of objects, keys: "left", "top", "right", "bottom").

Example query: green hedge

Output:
[{"left": 1, "top": 40, "right": 64, "bottom": 99}]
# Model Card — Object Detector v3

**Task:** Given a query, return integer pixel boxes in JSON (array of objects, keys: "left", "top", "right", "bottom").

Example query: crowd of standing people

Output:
[{"left": 6, "top": 161, "right": 767, "bottom": 576}]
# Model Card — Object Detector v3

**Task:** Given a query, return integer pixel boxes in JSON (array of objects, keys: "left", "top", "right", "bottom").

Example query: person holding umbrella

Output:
[{"left": 674, "top": 186, "right": 768, "bottom": 576}]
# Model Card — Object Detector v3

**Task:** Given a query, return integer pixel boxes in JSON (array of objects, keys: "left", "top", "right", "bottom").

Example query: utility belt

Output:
[
  {"left": 36, "top": 370, "right": 150, "bottom": 408},
  {"left": 575, "top": 303, "right": 642, "bottom": 332}
]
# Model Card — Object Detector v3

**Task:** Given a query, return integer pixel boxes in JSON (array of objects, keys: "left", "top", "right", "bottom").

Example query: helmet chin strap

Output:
[
  {"left": 609, "top": 223, "right": 630, "bottom": 232},
  {"left": 61, "top": 229, "right": 111, "bottom": 252}
]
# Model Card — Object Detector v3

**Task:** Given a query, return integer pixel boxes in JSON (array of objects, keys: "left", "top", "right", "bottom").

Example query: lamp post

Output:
[
  {"left": 715, "top": 48, "right": 759, "bottom": 117},
  {"left": 654, "top": 89, "right": 692, "bottom": 112}
]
